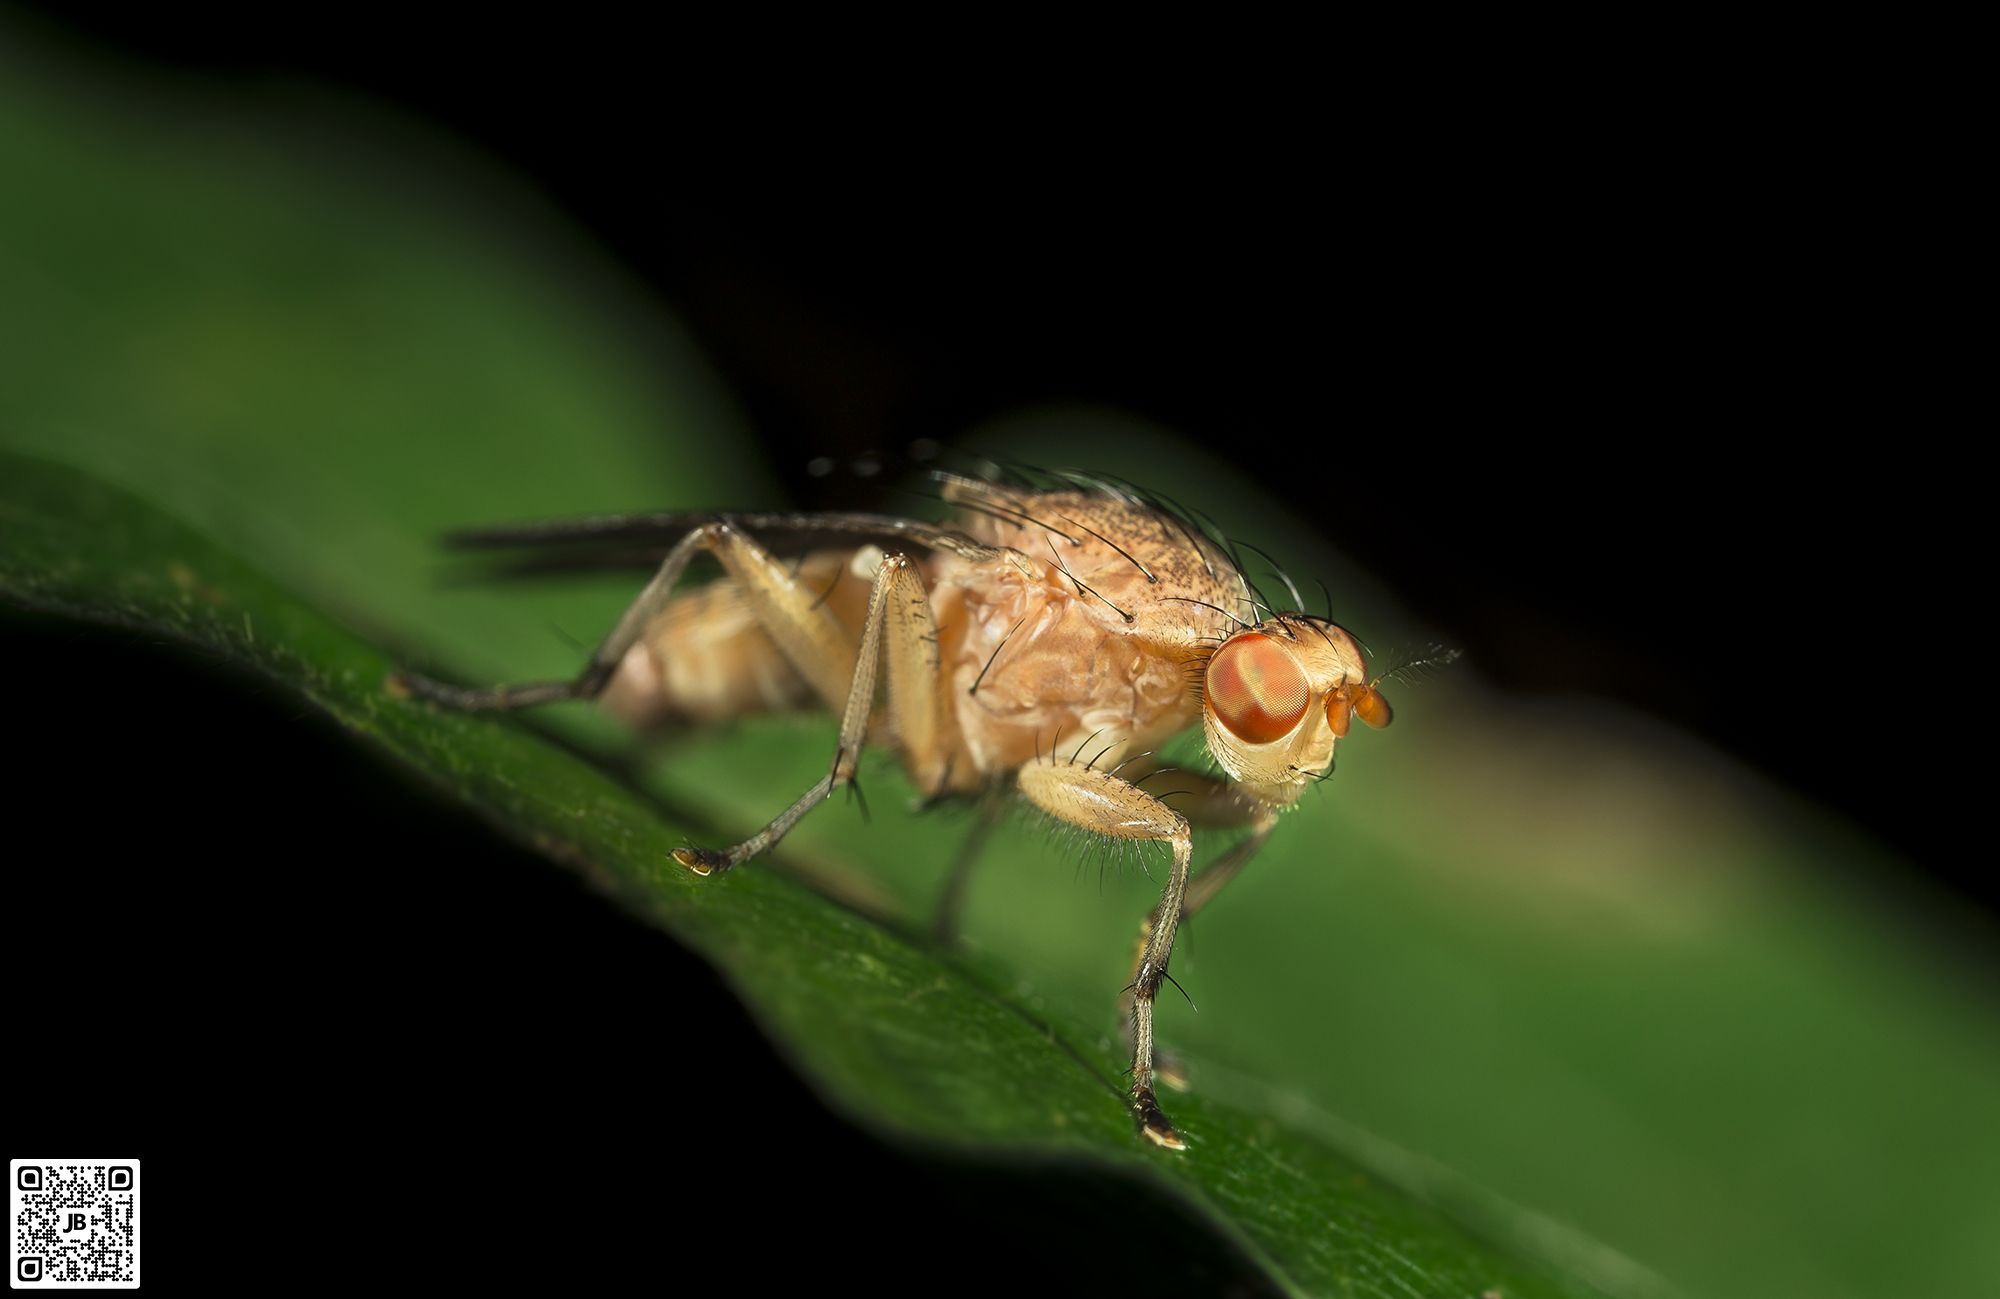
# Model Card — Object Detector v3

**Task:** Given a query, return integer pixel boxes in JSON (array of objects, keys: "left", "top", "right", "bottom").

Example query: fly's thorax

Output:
[
  {"left": 939, "top": 481, "right": 1248, "bottom": 626},
  {"left": 930, "top": 557, "right": 1224, "bottom": 774},
  {"left": 1200, "top": 618, "right": 1389, "bottom": 806}
]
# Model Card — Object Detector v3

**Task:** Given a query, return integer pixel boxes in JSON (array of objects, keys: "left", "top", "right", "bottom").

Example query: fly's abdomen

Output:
[{"left": 599, "top": 551, "right": 872, "bottom": 728}]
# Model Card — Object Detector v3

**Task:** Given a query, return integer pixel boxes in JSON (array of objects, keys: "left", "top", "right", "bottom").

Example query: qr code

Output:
[{"left": 10, "top": 1161, "right": 139, "bottom": 1289}]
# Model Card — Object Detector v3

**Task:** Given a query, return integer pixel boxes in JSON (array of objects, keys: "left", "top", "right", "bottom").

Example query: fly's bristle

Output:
[{"left": 1017, "top": 803, "right": 1168, "bottom": 888}]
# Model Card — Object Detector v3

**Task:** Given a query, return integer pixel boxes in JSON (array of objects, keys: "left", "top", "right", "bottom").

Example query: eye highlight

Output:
[{"left": 1206, "top": 632, "right": 1310, "bottom": 743}]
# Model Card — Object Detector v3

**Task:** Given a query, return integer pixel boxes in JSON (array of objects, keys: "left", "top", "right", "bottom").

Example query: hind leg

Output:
[
  {"left": 392, "top": 521, "right": 844, "bottom": 711},
  {"left": 669, "top": 548, "right": 961, "bottom": 874}
]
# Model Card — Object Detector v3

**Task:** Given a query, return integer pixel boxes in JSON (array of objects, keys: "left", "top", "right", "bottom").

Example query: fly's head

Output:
[{"left": 1200, "top": 616, "right": 1391, "bottom": 806}]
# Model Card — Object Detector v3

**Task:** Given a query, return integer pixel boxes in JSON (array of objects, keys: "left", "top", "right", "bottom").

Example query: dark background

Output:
[
  {"left": 10, "top": 3, "right": 1950, "bottom": 878},
  {"left": 5, "top": 7, "right": 1970, "bottom": 1293}
]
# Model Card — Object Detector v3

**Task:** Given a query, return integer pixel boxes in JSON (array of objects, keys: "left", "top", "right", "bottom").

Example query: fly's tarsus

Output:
[{"left": 671, "top": 845, "right": 731, "bottom": 877}]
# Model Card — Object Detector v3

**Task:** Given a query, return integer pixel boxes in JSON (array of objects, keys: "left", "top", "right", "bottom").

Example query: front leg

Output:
[
  {"left": 1015, "top": 753, "right": 1196, "bottom": 1150},
  {"left": 1117, "top": 773, "right": 1276, "bottom": 1090}
]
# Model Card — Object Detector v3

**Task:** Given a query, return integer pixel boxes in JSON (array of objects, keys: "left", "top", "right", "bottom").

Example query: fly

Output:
[{"left": 391, "top": 467, "right": 1453, "bottom": 1150}]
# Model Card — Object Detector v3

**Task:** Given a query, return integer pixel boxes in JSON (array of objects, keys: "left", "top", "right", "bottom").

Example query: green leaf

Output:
[
  {"left": 5, "top": 22, "right": 1997, "bottom": 1299},
  {"left": 2, "top": 451, "right": 1625, "bottom": 1299}
]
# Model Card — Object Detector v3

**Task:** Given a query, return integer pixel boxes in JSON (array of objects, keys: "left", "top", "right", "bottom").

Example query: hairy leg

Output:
[
  {"left": 1108, "top": 772, "right": 1275, "bottom": 1090},
  {"left": 670, "top": 549, "right": 960, "bottom": 875},
  {"left": 1015, "top": 752, "right": 1199, "bottom": 1149},
  {"left": 395, "top": 519, "right": 864, "bottom": 712},
  {"left": 393, "top": 511, "right": 994, "bottom": 712}
]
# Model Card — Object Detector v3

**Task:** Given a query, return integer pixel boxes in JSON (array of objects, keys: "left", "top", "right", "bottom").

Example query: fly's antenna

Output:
[
  {"left": 1045, "top": 536, "right": 1134, "bottom": 623},
  {"left": 1373, "top": 643, "right": 1466, "bottom": 687}
]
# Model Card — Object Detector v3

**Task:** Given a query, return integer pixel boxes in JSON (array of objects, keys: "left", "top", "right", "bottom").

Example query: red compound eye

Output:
[{"left": 1206, "top": 633, "right": 1309, "bottom": 743}]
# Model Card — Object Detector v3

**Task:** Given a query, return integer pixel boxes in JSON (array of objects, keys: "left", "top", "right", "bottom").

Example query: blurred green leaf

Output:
[
  {"left": 0, "top": 453, "right": 1626, "bottom": 1299},
  {"left": 4, "top": 20, "right": 1996, "bottom": 1299}
]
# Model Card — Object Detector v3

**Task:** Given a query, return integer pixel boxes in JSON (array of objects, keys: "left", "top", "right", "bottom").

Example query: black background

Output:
[
  {"left": 5, "top": 7, "right": 1976, "bottom": 1293},
  {"left": 8, "top": 4, "right": 1957, "bottom": 876}
]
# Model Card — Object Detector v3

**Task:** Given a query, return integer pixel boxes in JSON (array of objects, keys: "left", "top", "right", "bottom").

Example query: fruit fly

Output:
[{"left": 393, "top": 468, "right": 1439, "bottom": 1150}]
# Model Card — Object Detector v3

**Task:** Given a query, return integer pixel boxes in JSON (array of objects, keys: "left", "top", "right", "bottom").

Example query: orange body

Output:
[{"left": 600, "top": 490, "right": 1247, "bottom": 793}]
